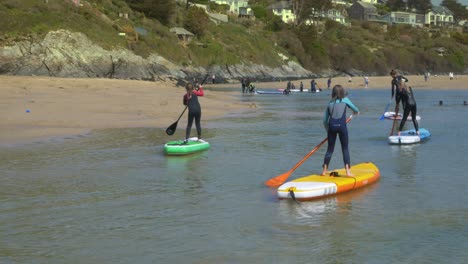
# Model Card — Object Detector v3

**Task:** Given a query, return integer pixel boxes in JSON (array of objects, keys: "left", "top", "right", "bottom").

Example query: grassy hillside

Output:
[{"left": 0, "top": 0, "right": 467, "bottom": 75}]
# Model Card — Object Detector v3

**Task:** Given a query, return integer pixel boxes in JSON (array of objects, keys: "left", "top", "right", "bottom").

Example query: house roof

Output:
[
  {"left": 355, "top": 1, "right": 377, "bottom": 10},
  {"left": 170, "top": 27, "right": 194, "bottom": 36},
  {"left": 432, "top": 6, "right": 454, "bottom": 16}
]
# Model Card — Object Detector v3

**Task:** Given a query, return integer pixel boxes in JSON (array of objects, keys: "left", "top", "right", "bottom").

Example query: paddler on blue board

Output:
[
  {"left": 397, "top": 80, "right": 419, "bottom": 136},
  {"left": 321, "top": 85, "right": 360, "bottom": 177}
]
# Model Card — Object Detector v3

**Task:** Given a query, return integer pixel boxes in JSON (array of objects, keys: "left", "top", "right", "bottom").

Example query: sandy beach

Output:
[{"left": 1, "top": 74, "right": 467, "bottom": 145}]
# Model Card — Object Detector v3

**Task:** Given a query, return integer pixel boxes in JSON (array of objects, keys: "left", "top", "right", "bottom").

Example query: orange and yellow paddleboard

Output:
[{"left": 277, "top": 162, "right": 380, "bottom": 201}]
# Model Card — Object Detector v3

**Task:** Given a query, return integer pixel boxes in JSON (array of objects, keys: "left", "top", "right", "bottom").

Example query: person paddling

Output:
[
  {"left": 322, "top": 85, "right": 359, "bottom": 177},
  {"left": 183, "top": 82, "right": 204, "bottom": 143}
]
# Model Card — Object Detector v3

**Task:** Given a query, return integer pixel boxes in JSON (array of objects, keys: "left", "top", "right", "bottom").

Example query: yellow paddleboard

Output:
[{"left": 277, "top": 162, "right": 380, "bottom": 201}]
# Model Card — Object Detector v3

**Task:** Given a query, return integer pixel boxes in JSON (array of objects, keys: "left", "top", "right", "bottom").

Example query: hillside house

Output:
[
  {"left": 425, "top": 6, "right": 454, "bottom": 27},
  {"left": 348, "top": 1, "right": 378, "bottom": 21},
  {"left": 170, "top": 27, "right": 194, "bottom": 43},
  {"left": 267, "top": 1, "right": 296, "bottom": 24},
  {"left": 210, "top": 0, "right": 249, "bottom": 14},
  {"left": 382, "top": 11, "right": 425, "bottom": 27}
]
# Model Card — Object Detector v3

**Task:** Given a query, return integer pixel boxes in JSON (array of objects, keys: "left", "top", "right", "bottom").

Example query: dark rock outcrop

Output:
[{"left": 0, "top": 30, "right": 315, "bottom": 83}]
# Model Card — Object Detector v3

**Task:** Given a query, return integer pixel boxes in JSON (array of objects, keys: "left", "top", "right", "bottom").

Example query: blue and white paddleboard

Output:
[
  {"left": 388, "top": 128, "right": 431, "bottom": 145},
  {"left": 255, "top": 90, "right": 285, "bottom": 95}
]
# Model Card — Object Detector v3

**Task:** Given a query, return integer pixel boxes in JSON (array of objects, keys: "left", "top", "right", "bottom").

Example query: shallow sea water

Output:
[{"left": 1, "top": 88, "right": 467, "bottom": 263}]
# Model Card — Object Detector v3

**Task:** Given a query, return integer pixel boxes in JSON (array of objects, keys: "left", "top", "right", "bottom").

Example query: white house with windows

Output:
[
  {"left": 267, "top": 1, "right": 296, "bottom": 24},
  {"left": 383, "top": 11, "right": 425, "bottom": 27},
  {"left": 210, "top": 0, "right": 250, "bottom": 14},
  {"left": 425, "top": 6, "right": 454, "bottom": 27}
]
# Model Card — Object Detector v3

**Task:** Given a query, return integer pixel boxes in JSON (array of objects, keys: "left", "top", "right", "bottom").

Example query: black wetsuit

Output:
[
  {"left": 392, "top": 75, "right": 408, "bottom": 109},
  {"left": 399, "top": 87, "right": 419, "bottom": 132},
  {"left": 184, "top": 90, "right": 203, "bottom": 139}
]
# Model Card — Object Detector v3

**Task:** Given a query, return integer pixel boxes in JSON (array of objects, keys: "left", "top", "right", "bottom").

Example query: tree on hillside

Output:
[
  {"left": 290, "top": 0, "right": 332, "bottom": 26},
  {"left": 441, "top": 0, "right": 468, "bottom": 21},
  {"left": 184, "top": 6, "right": 210, "bottom": 37},
  {"left": 125, "top": 0, "right": 176, "bottom": 25},
  {"left": 386, "top": 0, "right": 407, "bottom": 11},
  {"left": 407, "top": 0, "right": 432, "bottom": 13}
]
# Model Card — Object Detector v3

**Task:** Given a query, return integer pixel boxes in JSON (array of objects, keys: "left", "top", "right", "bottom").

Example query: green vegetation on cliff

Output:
[{"left": 0, "top": 0, "right": 467, "bottom": 75}]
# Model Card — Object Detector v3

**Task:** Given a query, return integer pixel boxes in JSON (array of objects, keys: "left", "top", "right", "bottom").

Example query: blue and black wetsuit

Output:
[
  {"left": 399, "top": 87, "right": 419, "bottom": 132},
  {"left": 322, "top": 98, "right": 359, "bottom": 168}
]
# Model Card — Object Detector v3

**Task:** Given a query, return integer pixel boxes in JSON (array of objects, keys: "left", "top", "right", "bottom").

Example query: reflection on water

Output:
[{"left": 1, "top": 89, "right": 467, "bottom": 263}]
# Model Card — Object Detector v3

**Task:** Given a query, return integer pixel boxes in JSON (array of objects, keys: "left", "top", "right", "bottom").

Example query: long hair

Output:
[
  {"left": 331, "top": 85, "right": 345, "bottom": 101},
  {"left": 185, "top": 83, "right": 194, "bottom": 93}
]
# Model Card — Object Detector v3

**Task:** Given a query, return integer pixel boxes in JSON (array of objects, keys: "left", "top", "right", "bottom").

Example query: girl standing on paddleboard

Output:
[
  {"left": 322, "top": 85, "right": 359, "bottom": 177},
  {"left": 183, "top": 82, "right": 204, "bottom": 143}
]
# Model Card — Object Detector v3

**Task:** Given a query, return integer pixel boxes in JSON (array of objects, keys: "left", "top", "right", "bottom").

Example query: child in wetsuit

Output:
[
  {"left": 322, "top": 85, "right": 360, "bottom": 177},
  {"left": 183, "top": 82, "right": 204, "bottom": 143}
]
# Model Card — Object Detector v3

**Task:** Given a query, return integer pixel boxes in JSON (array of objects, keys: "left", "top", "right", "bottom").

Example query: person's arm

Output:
[
  {"left": 193, "top": 86, "right": 204, "bottom": 96},
  {"left": 343, "top": 98, "right": 359, "bottom": 114},
  {"left": 323, "top": 104, "right": 330, "bottom": 130},
  {"left": 183, "top": 94, "right": 189, "bottom": 106},
  {"left": 391, "top": 79, "right": 395, "bottom": 98}
]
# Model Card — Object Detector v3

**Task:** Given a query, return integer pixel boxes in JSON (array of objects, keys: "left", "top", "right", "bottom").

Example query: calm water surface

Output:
[{"left": 1, "top": 89, "right": 467, "bottom": 263}]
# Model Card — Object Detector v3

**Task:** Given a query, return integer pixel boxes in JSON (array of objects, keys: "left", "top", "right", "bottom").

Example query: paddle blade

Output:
[
  {"left": 379, "top": 114, "right": 385, "bottom": 120},
  {"left": 264, "top": 171, "right": 292, "bottom": 188},
  {"left": 166, "top": 122, "right": 178, "bottom": 135}
]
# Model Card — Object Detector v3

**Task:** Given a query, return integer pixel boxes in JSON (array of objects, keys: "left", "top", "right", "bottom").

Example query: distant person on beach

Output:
[
  {"left": 398, "top": 83, "right": 419, "bottom": 136},
  {"left": 364, "top": 76, "right": 369, "bottom": 88},
  {"left": 212, "top": 74, "right": 216, "bottom": 84},
  {"left": 390, "top": 69, "right": 408, "bottom": 114},
  {"left": 300, "top": 81, "right": 304, "bottom": 92},
  {"left": 183, "top": 82, "right": 204, "bottom": 143},
  {"left": 424, "top": 72, "right": 428, "bottom": 82},
  {"left": 327, "top": 77, "right": 332, "bottom": 89},
  {"left": 241, "top": 78, "right": 246, "bottom": 93},
  {"left": 321, "top": 85, "right": 360, "bottom": 177},
  {"left": 310, "top": 79, "right": 318, "bottom": 93}
]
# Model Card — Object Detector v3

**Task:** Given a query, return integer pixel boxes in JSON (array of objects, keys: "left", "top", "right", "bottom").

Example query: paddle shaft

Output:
[
  {"left": 390, "top": 103, "right": 399, "bottom": 136},
  {"left": 379, "top": 100, "right": 392, "bottom": 120}
]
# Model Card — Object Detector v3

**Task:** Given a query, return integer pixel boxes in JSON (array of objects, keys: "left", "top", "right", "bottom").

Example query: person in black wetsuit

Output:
[
  {"left": 183, "top": 82, "right": 204, "bottom": 143},
  {"left": 390, "top": 69, "right": 408, "bottom": 113},
  {"left": 398, "top": 83, "right": 419, "bottom": 136},
  {"left": 321, "top": 85, "right": 360, "bottom": 177}
]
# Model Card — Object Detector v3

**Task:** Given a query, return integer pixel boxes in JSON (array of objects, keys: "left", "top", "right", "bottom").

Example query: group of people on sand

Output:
[{"left": 241, "top": 78, "right": 255, "bottom": 93}]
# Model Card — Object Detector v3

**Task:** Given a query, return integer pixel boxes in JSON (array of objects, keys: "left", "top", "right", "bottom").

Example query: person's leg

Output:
[
  {"left": 322, "top": 128, "right": 338, "bottom": 175},
  {"left": 398, "top": 106, "right": 411, "bottom": 135},
  {"left": 185, "top": 112, "right": 194, "bottom": 141},
  {"left": 338, "top": 126, "right": 353, "bottom": 176},
  {"left": 194, "top": 112, "right": 202, "bottom": 139},
  {"left": 411, "top": 105, "right": 419, "bottom": 134}
]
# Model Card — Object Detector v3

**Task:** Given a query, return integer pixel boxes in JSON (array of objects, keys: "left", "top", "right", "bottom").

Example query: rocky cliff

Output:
[{"left": 0, "top": 30, "right": 315, "bottom": 83}]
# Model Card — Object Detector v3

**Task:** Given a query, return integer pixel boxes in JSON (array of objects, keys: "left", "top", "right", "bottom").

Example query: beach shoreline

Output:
[{"left": 1, "top": 74, "right": 466, "bottom": 145}]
